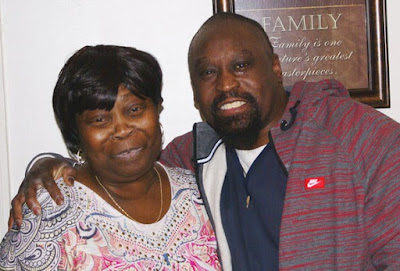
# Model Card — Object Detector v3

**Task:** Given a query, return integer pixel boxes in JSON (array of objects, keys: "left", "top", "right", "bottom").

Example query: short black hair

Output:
[
  {"left": 53, "top": 45, "right": 163, "bottom": 154},
  {"left": 188, "top": 12, "right": 273, "bottom": 65}
]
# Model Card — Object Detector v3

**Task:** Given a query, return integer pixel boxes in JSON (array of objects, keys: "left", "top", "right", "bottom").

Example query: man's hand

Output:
[{"left": 9, "top": 157, "right": 77, "bottom": 229}]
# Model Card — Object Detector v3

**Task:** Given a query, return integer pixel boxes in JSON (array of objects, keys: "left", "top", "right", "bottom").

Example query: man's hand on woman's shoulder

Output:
[{"left": 9, "top": 155, "right": 77, "bottom": 229}]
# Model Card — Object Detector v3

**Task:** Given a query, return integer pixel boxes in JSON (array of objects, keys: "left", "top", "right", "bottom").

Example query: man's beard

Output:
[{"left": 211, "top": 92, "right": 263, "bottom": 149}]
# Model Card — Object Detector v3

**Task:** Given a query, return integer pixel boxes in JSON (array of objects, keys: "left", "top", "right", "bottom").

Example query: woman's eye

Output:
[
  {"left": 88, "top": 115, "right": 109, "bottom": 126},
  {"left": 127, "top": 105, "right": 144, "bottom": 116}
]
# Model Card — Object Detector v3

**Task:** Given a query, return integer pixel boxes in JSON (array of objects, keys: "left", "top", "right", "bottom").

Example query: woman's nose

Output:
[{"left": 111, "top": 116, "right": 134, "bottom": 139}]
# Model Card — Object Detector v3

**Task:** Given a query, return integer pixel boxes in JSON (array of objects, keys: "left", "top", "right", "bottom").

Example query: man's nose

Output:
[{"left": 216, "top": 70, "right": 239, "bottom": 92}]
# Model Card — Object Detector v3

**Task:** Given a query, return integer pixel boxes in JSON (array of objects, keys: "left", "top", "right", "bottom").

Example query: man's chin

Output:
[
  {"left": 221, "top": 131, "right": 259, "bottom": 149},
  {"left": 215, "top": 124, "right": 261, "bottom": 149},
  {"left": 211, "top": 108, "right": 263, "bottom": 149}
]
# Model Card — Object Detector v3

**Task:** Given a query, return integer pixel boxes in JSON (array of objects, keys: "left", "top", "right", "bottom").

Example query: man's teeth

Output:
[{"left": 220, "top": 101, "right": 246, "bottom": 110}]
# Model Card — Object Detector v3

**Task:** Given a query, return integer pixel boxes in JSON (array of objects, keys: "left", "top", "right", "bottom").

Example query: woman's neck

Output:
[
  {"left": 75, "top": 163, "right": 171, "bottom": 224},
  {"left": 77, "top": 164, "right": 158, "bottom": 201}
]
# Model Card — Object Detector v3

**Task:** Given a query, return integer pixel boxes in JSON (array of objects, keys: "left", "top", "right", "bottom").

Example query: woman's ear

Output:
[{"left": 272, "top": 54, "right": 283, "bottom": 84}]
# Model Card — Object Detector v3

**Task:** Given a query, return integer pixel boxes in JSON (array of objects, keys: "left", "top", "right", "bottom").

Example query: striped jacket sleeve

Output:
[
  {"left": 311, "top": 83, "right": 400, "bottom": 268},
  {"left": 365, "top": 133, "right": 400, "bottom": 269},
  {"left": 159, "top": 131, "right": 195, "bottom": 172}
]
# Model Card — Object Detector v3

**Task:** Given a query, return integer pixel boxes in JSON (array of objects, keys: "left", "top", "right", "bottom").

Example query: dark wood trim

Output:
[
  {"left": 213, "top": 0, "right": 234, "bottom": 13},
  {"left": 214, "top": 0, "right": 390, "bottom": 108}
]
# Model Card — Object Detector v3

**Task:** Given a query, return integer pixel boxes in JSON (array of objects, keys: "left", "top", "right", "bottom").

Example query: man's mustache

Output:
[{"left": 211, "top": 91, "right": 257, "bottom": 113}]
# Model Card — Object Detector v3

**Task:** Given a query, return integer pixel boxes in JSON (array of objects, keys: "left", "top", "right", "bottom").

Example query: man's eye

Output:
[
  {"left": 200, "top": 69, "right": 216, "bottom": 77},
  {"left": 131, "top": 107, "right": 139, "bottom": 112},
  {"left": 234, "top": 62, "right": 249, "bottom": 70}
]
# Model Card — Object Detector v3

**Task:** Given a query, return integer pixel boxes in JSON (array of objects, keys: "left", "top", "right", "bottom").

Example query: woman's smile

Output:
[{"left": 112, "top": 147, "right": 143, "bottom": 160}]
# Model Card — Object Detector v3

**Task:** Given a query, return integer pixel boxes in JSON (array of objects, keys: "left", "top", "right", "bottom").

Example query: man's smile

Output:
[{"left": 220, "top": 100, "right": 247, "bottom": 110}]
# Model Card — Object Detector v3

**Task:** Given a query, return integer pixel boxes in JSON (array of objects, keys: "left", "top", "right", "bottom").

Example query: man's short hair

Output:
[{"left": 188, "top": 12, "right": 274, "bottom": 65}]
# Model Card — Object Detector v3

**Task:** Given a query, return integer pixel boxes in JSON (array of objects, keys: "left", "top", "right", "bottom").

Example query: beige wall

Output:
[{"left": 0, "top": 0, "right": 399, "bottom": 237}]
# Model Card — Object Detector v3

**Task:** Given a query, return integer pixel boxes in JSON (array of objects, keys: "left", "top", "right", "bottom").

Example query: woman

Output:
[{"left": 0, "top": 45, "right": 220, "bottom": 270}]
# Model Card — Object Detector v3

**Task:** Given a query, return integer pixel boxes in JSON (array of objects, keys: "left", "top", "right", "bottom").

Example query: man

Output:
[{"left": 10, "top": 13, "right": 400, "bottom": 270}]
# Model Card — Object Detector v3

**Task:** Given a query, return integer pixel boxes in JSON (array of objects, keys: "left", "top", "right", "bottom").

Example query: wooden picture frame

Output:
[{"left": 213, "top": 0, "right": 390, "bottom": 108}]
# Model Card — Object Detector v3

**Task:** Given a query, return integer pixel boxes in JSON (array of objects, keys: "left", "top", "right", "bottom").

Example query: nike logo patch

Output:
[{"left": 304, "top": 177, "right": 325, "bottom": 190}]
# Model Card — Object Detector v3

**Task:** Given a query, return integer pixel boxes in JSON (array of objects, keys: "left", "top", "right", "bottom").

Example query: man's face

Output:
[{"left": 189, "top": 22, "right": 285, "bottom": 149}]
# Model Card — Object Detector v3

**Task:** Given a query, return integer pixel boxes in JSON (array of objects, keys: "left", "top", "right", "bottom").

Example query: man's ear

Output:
[
  {"left": 272, "top": 54, "right": 283, "bottom": 84},
  {"left": 157, "top": 99, "right": 164, "bottom": 114},
  {"left": 191, "top": 81, "right": 200, "bottom": 110},
  {"left": 193, "top": 95, "right": 200, "bottom": 110}
]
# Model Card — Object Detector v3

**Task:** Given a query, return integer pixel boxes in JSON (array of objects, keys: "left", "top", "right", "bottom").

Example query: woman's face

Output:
[{"left": 76, "top": 85, "right": 162, "bottom": 182}]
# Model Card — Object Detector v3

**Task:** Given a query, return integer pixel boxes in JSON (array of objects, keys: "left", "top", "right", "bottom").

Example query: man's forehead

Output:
[
  {"left": 202, "top": 20, "right": 251, "bottom": 37},
  {"left": 194, "top": 26, "right": 255, "bottom": 50},
  {"left": 192, "top": 27, "right": 264, "bottom": 56},
  {"left": 193, "top": 49, "right": 254, "bottom": 67},
  {"left": 188, "top": 17, "right": 273, "bottom": 67}
]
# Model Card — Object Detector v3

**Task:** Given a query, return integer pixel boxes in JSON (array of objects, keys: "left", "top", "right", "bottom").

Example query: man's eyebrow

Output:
[
  {"left": 236, "top": 49, "right": 254, "bottom": 58},
  {"left": 193, "top": 57, "right": 209, "bottom": 70},
  {"left": 193, "top": 49, "right": 255, "bottom": 69}
]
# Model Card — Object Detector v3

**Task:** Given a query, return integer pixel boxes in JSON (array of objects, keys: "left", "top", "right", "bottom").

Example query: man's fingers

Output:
[
  {"left": 42, "top": 178, "right": 64, "bottom": 205},
  {"left": 10, "top": 194, "right": 26, "bottom": 229},
  {"left": 61, "top": 165, "right": 77, "bottom": 186},
  {"left": 8, "top": 209, "right": 14, "bottom": 230},
  {"left": 24, "top": 186, "right": 42, "bottom": 216},
  {"left": 8, "top": 156, "right": 72, "bottom": 228}
]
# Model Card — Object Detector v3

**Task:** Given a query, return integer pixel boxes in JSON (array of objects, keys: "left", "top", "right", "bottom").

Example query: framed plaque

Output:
[{"left": 213, "top": 0, "right": 390, "bottom": 108}]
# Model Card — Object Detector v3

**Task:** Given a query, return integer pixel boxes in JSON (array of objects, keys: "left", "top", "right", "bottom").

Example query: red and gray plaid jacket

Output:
[{"left": 161, "top": 80, "right": 400, "bottom": 270}]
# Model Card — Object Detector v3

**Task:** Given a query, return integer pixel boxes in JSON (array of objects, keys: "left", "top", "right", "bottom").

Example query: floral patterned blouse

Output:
[{"left": 0, "top": 166, "right": 221, "bottom": 270}]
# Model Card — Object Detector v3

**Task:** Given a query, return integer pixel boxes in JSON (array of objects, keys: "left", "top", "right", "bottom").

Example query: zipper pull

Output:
[{"left": 246, "top": 195, "right": 251, "bottom": 208}]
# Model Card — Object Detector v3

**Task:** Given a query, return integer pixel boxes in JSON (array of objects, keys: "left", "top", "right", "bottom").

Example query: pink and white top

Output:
[{"left": 0, "top": 166, "right": 221, "bottom": 270}]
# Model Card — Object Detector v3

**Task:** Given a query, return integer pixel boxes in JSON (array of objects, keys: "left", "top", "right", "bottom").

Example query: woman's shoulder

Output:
[
  {"left": 162, "top": 166, "right": 204, "bottom": 206},
  {"left": 0, "top": 179, "right": 91, "bottom": 269},
  {"left": 163, "top": 166, "right": 197, "bottom": 188},
  {"left": 28, "top": 178, "right": 90, "bottom": 220}
]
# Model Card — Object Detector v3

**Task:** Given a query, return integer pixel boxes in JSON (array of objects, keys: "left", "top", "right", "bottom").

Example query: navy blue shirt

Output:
[{"left": 220, "top": 144, "right": 288, "bottom": 270}]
